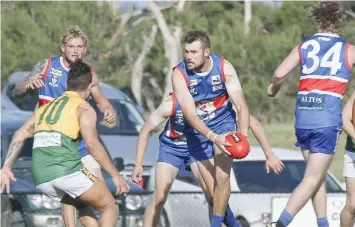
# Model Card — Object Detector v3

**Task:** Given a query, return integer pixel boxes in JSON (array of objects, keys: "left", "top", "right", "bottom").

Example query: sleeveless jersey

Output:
[
  {"left": 38, "top": 56, "right": 94, "bottom": 157},
  {"left": 38, "top": 56, "right": 69, "bottom": 107},
  {"left": 32, "top": 91, "right": 86, "bottom": 185},
  {"left": 159, "top": 93, "right": 225, "bottom": 154},
  {"left": 296, "top": 33, "right": 352, "bottom": 129},
  {"left": 174, "top": 53, "right": 236, "bottom": 143},
  {"left": 159, "top": 93, "right": 187, "bottom": 154}
]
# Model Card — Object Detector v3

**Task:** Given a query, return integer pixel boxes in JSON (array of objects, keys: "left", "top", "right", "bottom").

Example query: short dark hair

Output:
[
  {"left": 184, "top": 30, "right": 211, "bottom": 49},
  {"left": 309, "top": 1, "right": 345, "bottom": 33},
  {"left": 67, "top": 59, "right": 92, "bottom": 91}
]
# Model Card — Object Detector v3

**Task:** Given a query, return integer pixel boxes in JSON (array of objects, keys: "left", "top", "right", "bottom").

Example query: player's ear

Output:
[
  {"left": 88, "top": 83, "right": 93, "bottom": 91},
  {"left": 60, "top": 44, "right": 65, "bottom": 53},
  {"left": 204, "top": 48, "right": 210, "bottom": 58},
  {"left": 82, "top": 46, "right": 87, "bottom": 55}
]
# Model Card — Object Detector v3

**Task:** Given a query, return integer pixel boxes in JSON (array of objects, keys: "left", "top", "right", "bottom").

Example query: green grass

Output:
[{"left": 247, "top": 123, "right": 345, "bottom": 182}]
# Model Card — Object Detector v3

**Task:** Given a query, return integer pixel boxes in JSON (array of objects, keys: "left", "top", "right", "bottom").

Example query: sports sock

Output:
[
  {"left": 317, "top": 217, "right": 329, "bottom": 227},
  {"left": 223, "top": 204, "right": 239, "bottom": 227},
  {"left": 278, "top": 209, "right": 293, "bottom": 227},
  {"left": 211, "top": 213, "right": 224, "bottom": 227}
]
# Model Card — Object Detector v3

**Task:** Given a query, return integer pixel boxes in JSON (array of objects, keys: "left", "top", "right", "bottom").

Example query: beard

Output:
[{"left": 188, "top": 59, "right": 205, "bottom": 72}]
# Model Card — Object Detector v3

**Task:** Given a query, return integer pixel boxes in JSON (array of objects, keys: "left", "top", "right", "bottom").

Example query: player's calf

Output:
[{"left": 79, "top": 180, "right": 118, "bottom": 227}]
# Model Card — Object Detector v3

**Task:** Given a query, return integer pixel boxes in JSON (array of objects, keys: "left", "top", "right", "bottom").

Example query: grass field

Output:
[{"left": 247, "top": 123, "right": 346, "bottom": 182}]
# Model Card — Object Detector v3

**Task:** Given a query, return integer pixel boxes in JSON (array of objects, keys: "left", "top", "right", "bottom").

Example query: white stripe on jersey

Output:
[
  {"left": 39, "top": 95, "right": 55, "bottom": 101},
  {"left": 298, "top": 90, "right": 344, "bottom": 99},
  {"left": 300, "top": 75, "right": 348, "bottom": 83}
]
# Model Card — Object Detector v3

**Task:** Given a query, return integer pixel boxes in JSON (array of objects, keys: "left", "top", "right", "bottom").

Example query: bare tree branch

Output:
[
  {"left": 143, "top": 90, "right": 156, "bottom": 113},
  {"left": 145, "top": 73, "right": 163, "bottom": 96},
  {"left": 148, "top": 1, "right": 182, "bottom": 100},
  {"left": 244, "top": 0, "right": 252, "bottom": 35},
  {"left": 131, "top": 24, "right": 158, "bottom": 105},
  {"left": 177, "top": 0, "right": 186, "bottom": 12},
  {"left": 345, "top": 9, "right": 355, "bottom": 19}
]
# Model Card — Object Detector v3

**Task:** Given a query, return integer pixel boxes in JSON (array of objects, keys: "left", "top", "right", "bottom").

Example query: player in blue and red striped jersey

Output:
[
  {"left": 267, "top": 2, "right": 355, "bottom": 227},
  {"left": 132, "top": 93, "right": 284, "bottom": 227},
  {"left": 172, "top": 30, "right": 251, "bottom": 227},
  {"left": 12, "top": 26, "right": 116, "bottom": 227}
]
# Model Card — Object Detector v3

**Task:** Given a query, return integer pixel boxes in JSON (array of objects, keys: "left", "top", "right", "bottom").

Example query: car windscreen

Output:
[
  {"left": 233, "top": 161, "right": 343, "bottom": 193},
  {"left": 89, "top": 98, "right": 144, "bottom": 136}
]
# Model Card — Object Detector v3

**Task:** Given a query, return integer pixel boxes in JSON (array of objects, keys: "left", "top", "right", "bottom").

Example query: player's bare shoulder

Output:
[
  {"left": 223, "top": 59, "right": 242, "bottom": 91},
  {"left": 223, "top": 59, "right": 238, "bottom": 78},
  {"left": 77, "top": 102, "right": 96, "bottom": 120},
  {"left": 155, "top": 95, "right": 174, "bottom": 118},
  {"left": 348, "top": 44, "right": 355, "bottom": 67}
]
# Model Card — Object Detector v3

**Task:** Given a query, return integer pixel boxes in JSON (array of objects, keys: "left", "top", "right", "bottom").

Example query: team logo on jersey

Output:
[
  {"left": 211, "top": 75, "right": 221, "bottom": 85},
  {"left": 212, "top": 84, "right": 224, "bottom": 91},
  {"left": 49, "top": 76, "right": 59, "bottom": 87},
  {"left": 174, "top": 118, "right": 184, "bottom": 125},
  {"left": 190, "top": 79, "right": 198, "bottom": 86},
  {"left": 189, "top": 87, "right": 197, "bottom": 95},
  {"left": 176, "top": 110, "right": 183, "bottom": 117},
  {"left": 300, "top": 96, "right": 323, "bottom": 104},
  {"left": 173, "top": 137, "right": 187, "bottom": 145},
  {"left": 50, "top": 68, "right": 62, "bottom": 76}
]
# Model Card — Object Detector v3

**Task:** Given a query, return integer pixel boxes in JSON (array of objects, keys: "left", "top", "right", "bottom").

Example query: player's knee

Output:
[
  {"left": 153, "top": 190, "right": 168, "bottom": 206},
  {"left": 215, "top": 173, "right": 230, "bottom": 188},
  {"left": 302, "top": 176, "right": 323, "bottom": 189},
  {"left": 103, "top": 199, "right": 118, "bottom": 215}
]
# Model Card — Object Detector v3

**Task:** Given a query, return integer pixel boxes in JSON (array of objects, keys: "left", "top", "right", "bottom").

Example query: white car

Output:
[{"left": 146, "top": 146, "right": 346, "bottom": 227}]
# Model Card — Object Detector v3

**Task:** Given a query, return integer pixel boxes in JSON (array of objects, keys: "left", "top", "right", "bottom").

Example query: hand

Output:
[
  {"left": 112, "top": 174, "right": 130, "bottom": 195},
  {"left": 25, "top": 78, "right": 44, "bottom": 90},
  {"left": 265, "top": 153, "right": 285, "bottom": 174},
  {"left": 267, "top": 82, "right": 282, "bottom": 97},
  {"left": 104, "top": 109, "right": 116, "bottom": 124},
  {"left": 1, "top": 166, "right": 17, "bottom": 194},
  {"left": 213, "top": 133, "right": 232, "bottom": 156},
  {"left": 131, "top": 165, "right": 143, "bottom": 184}
]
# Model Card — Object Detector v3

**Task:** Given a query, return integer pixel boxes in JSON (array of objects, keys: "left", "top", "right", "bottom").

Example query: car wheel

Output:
[
  {"left": 236, "top": 215, "right": 250, "bottom": 227},
  {"left": 12, "top": 211, "right": 26, "bottom": 227},
  {"left": 157, "top": 209, "right": 170, "bottom": 227}
]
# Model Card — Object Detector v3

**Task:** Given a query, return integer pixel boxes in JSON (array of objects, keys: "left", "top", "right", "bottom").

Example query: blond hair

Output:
[{"left": 61, "top": 25, "right": 88, "bottom": 46}]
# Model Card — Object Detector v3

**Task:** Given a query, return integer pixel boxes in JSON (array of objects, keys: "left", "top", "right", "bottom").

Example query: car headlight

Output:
[
  {"left": 28, "top": 194, "right": 61, "bottom": 210},
  {"left": 125, "top": 195, "right": 150, "bottom": 210}
]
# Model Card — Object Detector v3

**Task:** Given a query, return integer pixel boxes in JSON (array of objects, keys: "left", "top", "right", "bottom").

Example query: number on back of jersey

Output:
[{"left": 301, "top": 40, "right": 343, "bottom": 75}]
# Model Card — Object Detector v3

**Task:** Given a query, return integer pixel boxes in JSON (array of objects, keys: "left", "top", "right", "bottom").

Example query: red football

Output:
[{"left": 225, "top": 131, "right": 250, "bottom": 159}]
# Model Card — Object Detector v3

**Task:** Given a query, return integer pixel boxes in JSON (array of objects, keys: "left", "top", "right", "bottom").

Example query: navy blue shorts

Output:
[
  {"left": 295, "top": 126, "right": 341, "bottom": 154},
  {"left": 188, "top": 121, "right": 237, "bottom": 162},
  {"left": 157, "top": 145, "right": 195, "bottom": 170},
  {"left": 188, "top": 141, "right": 214, "bottom": 162}
]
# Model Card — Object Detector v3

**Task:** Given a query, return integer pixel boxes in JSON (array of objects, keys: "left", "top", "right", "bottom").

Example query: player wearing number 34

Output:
[{"left": 267, "top": 2, "right": 355, "bottom": 227}]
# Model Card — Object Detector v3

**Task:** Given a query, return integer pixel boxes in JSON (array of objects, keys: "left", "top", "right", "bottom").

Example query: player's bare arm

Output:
[
  {"left": 1, "top": 115, "right": 36, "bottom": 193},
  {"left": 348, "top": 44, "right": 355, "bottom": 67},
  {"left": 12, "top": 59, "right": 48, "bottom": 97},
  {"left": 172, "top": 69, "right": 231, "bottom": 154},
  {"left": 224, "top": 59, "right": 250, "bottom": 137},
  {"left": 342, "top": 91, "right": 355, "bottom": 140},
  {"left": 249, "top": 115, "right": 284, "bottom": 174},
  {"left": 89, "top": 72, "right": 116, "bottom": 124},
  {"left": 132, "top": 96, "right": 172, "bottom": 183},
  {"left": 267, "top": 45, "right": 300, "bottom": 97},
  {"left": 78, "top": 103, "right": 129, "bottom": 194}
]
